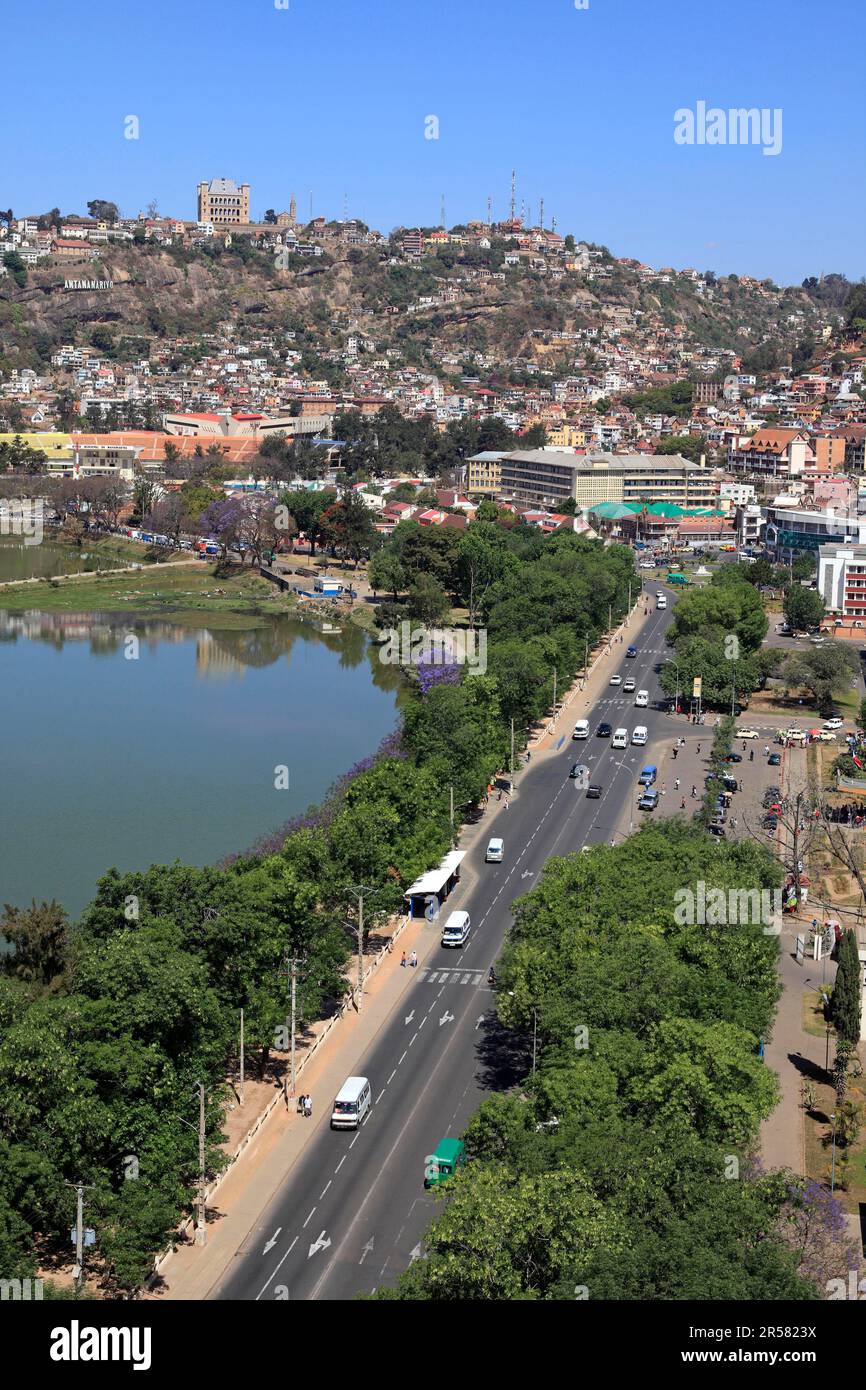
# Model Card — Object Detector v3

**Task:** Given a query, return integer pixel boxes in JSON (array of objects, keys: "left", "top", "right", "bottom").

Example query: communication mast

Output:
[{"left": 510, "top": 170, "right": 516, "bottom": 222}]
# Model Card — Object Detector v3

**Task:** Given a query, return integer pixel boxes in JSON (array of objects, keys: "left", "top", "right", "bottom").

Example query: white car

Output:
[
  {"left": 609, "top": 674, "right": 622, "bottom": 686},
  {"left": 623, "top": 676, "right": 636, "bottom": 692},
  {"left": 639, "top": 560, "right": 656, "bottom": 569},
  {"left": 611, "top": 727, "right": 629, "bottom": 749},
  {"left": 736, "top": 728, "right": 759, "bottom": 739},
  {"left": 816, "top": 731, "right": 837, "bottom": 742},
  {"left": 823, "top": 718, "right": 844, "bottom": 730},
  {"left": 635, "top": 689, "right": 649, "bottom": 707}
]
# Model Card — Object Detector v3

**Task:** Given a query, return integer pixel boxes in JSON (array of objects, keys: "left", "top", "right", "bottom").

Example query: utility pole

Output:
[
  {"left": 195, "top": 1082, "right": 206, "bottom": 1245},
  {"left": 350, "top": 886, "right": 376, "bottom": 1012},
  {"left": 510, "top": 719, "right": 515, "bottom": 774},
  {"left": 66, "top": 1180, "right": 92, "bottom": 1290},
  {"left": 289, "top": 958, "right": 298, "bottom": 1097},
  {"left": 239, "top": 1007, "right": 245, "bottom": 1106},
  {"left": 450, "top": 783, "right": 454, "bottom": 840},
  {"left": 552, "top": 667, "right": 557, "bottom": 721}
]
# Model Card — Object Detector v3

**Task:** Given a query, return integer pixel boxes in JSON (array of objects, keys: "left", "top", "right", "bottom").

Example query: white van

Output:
[
  {"left": 441, "top": 910, "right": 471, "bottom": 947},
  {"left": 330, "top": 1076, "right": 372, "bottom": 1130},
  {"left": 485, "top": 837, "right": 504, "bottom": 863},
  {"left": 631, "top": 725, "right": 648, "bottom": 746},
  {"left": 611, "top": 727, "right": 629, "bottom": 750},
  {"left": 572, "top": 719, "right": 590, "bottom": 740},
  {"left": 656, "top": 593, "right": 667, "bottom": 609}
]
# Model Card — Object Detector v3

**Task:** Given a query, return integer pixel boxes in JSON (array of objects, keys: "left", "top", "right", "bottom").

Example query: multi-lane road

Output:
[{"left": 215, "top": 599, "right": 676, "bottom": 1301}]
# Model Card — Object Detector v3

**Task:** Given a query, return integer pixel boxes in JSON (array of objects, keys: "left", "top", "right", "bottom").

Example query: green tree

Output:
[
  {"left": 783, "top": 585, "right": 824, "bottom": 633},
  {"left": 406, "top": 573, "right": 450, "bottom": 624},
  {"left": 830, "top": 929, "right": 862, "bottom": 1046}
]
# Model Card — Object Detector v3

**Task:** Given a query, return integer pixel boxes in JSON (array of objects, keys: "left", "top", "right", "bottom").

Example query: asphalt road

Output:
[{"left": 215, "top": 600, "right": 677, "bottom": 1302}]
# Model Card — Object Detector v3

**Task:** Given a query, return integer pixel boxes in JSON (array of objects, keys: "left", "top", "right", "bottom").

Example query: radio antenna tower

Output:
[
  {"left": 539, "top": 197, "right": 544, "bottom": 230},
  {"left": 487, "top": 194, "right": 492, "bottom": 227},
  {"left": 510, "top": 170, "right": 516, "bottom": 221}
]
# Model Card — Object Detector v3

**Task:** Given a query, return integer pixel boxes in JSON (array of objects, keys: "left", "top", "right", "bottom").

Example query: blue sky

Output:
[{"left": 2, "top": 0, "right": 863, "bottom": 284}]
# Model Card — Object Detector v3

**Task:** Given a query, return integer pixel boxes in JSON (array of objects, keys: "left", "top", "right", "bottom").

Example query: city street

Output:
[{"left": 211, "top": 601, "right": 678, "bottom": 1300}]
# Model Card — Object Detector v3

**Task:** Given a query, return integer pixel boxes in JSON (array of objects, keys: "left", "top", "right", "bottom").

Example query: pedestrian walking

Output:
[
  {"left": 661, "top": 782, "right": 666, "bottom": 795},
  {"left": 680, "top": 797, "right": 686, "bottom": 809},
  {"left": 409, "top": 949, "right": 417, "bottom": 968},
  {"left": 304, "top": 1095, "right": 312, "bottom": 1118},
  {"left": 504, "top": 797, "right": 509, "bottom": 810},
  {"left": 297, "top": 1094, "right": 304, "bottom": 1115},
  {"left": 674, "top": 777, "right": 680, "bottom": 791},
  {"left": 691, "top": 785, "right": 698, "bottom": 798},
  {"left": 730, "top": 817, "right": 737, "bottom": 831},
  {"left": 696, "top": 743, "right": 701, "bottom": 756},
  {"left": 400, "top": 951, "right": 407, "bottom": 968},
  {"left": 672, "top": 746, "right": 678, "bottom": 760},
  {"left": 749, "top": 748, "right": 754, "bottom": 762},
  {"left": 764, "top": 746, "right": 770, "bottom": 757}
]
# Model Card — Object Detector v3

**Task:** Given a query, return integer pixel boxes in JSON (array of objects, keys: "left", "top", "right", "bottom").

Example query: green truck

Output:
[{"left": 424, "top": 1137, "right": 466, "bottom": 1188}]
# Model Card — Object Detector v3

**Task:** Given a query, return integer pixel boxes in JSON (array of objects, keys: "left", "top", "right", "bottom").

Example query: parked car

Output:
[
  {"left": 638, "top": 789, "right": 659, "bottom": 811},
  {"left": 708, "top": 823, "right": 726, "bottom": 838},
  {"left": 725, "top": 753, "right": 743, "bottom": 763},
  {"left": 736, "top": 728, "right": 759, "bottom": 739},
  {"left": 817, "top": 731, "right": 837, "bottom": 742},
  {"left": 823, "top": 718, "right": 844, "bottom": 730}
]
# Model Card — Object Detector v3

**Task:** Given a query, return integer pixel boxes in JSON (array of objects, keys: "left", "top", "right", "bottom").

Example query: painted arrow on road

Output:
[
  {"left": 263, "top": 1228, "right": 281, "bottom": 1255},
  {"left": 409, "top": 1243, "right": 423, "bottom": 1262},
  {"left": 475, "top": 1015, "right": 485, "bottom": 1030},
  {"left": 308, "top": 1231, "right": 331, "bottom": 1259},
  {"left": 521, "top": 870, "right": 535, "bottom": 879},
  {"left": 359, "top": 1238, "right": 374, "bottom": 1265},
  {"left": 439, "top": 1011, "right": 455, "bottom": 1027},
  {"left": 404, "top": 1010, "right": 415, "bottom": 1026}
]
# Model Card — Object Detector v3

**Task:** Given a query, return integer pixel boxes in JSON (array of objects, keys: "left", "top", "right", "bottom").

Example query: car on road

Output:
[
  {"left": 330, "top": 1076, "right": 372, "bottom": 1130},
  {"left": 611, "top": 727, "right": 629, "bottom": 749},
  {"left": 586, "top": 783, "right": 602, "bottom": 798},
  {"left": 572, "top": 719, "right": 590, "bottom": 740},
  {"left": 609, "top": 673, "right": 622, "bottom": 686},
  {"left": 631, "top": 725, "right": 648, "bottom": 746},
  {"left": 485, "top": 837, "right": 504, "bottom": 863},
  {"left": 441, "top": 910, "right": 471, "bottom": 947},
  {"left": 635, "top": 689, "right": 649, "bottom": 707},
  {"left": 824, "top": 718, "right": 845, "bottom": 730},
  {"left": 638, "top": 789, "right": 659, "bottom": 811},
  {"left": 725, "top": 752, "right": 743, "bottom": 763},
  {"left": 597, "top": 722, "right": 613, "bottom": 737},
  {"left": 424, "top": 1137, "right": 465, "bottom": 1189},
  {"left": 626, "top": 645, "right": 638, "bottom": 658},
  {"left": 768, "top": 752, "right": 782, "bottom": 765},
  {"left": 570, "top": 763, "right": 590, "bottom": 780},
  {"left": 736, "top": 728, "right": 759, "bottom": 739},
  {"left": 708, "top": 823, "right": 726, "bottom": 838},
  {"left": 639, "top": 560, "right": 656, "bottom": 569},
  {"left": 623, "top": 676, "right": 636, "bottom": 692},
  {"left": 816, "top": 730, "right": 838, "bottom": 742},
  {"left": 762, "top": 815, "right": 779, "bottom": 831}
]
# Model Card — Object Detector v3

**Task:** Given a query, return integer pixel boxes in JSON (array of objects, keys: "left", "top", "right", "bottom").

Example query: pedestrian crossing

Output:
[{"left": 420, "top": 967, "right": 485, "bottom": 985}]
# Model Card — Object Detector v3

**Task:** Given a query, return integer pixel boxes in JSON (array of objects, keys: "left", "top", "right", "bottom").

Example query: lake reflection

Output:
[{"left": 0, "top": 610, "right": 403, "bottom": 917}]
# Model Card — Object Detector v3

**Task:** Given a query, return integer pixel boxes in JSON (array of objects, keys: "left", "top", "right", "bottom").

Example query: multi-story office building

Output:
[
  {"left": 727, "top": 427, "right": 813, "bottom": 482},
  {"left": 765, "top": 504, "right": 866, "bottom": 557},
  {"left": 196, "top": 179, "right": 251, "bottom": 227},
  {"left": 498, "top": 450, "right": 718, "bottom": 511},
  {"left": 818, "top": 544, "right": 866, "bottom": 618}
]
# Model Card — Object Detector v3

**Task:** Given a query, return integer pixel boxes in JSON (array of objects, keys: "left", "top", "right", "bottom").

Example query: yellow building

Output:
[
  {"left": 467, "top": 450, "right": 505, "bottom": 495},
  {"left": 546, "top": 422, "right": 586, "bottom": 448},
  {"left": 0, "top": 431, "right": 73, "bottom": 461}
]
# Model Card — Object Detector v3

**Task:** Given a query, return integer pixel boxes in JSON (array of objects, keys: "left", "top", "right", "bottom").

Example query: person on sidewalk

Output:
[
  {"left": 400, "top": 951, "right": 407, "bottom": 968},
  {"left": 674, "top": 777, "right": 680, "bottom": 791},
  {"left": 749, "top": 748, "right": 754, "bottom": 762},
  {"left": 303, "top": 1095, "right": 312, "bottom": 1118},
  {"left": 297, "top": 1094, "right": 304, "bottom": 1115},
  {"left": 696, "top": 743, "right": 701, "bottom": 756},
  {"left": 409, "top": 949, "right": 417, "bottom": 968},
  {"left": 680, "top": 797, "right": 686, "bottom": 809},
  {"left": 691, "top": 785, "right": 698, "bottom": 798},
  {"left": 672, "top": 746, "right": 678, "bottom": 760}
]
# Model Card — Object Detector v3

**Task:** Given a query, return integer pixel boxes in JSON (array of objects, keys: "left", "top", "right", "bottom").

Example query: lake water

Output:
[
  {"left": 0, "top": 610, "right": 402, "bottom": 919},
  {"left": 0, "top": 536, "right": 123, "bottom": 582}
]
